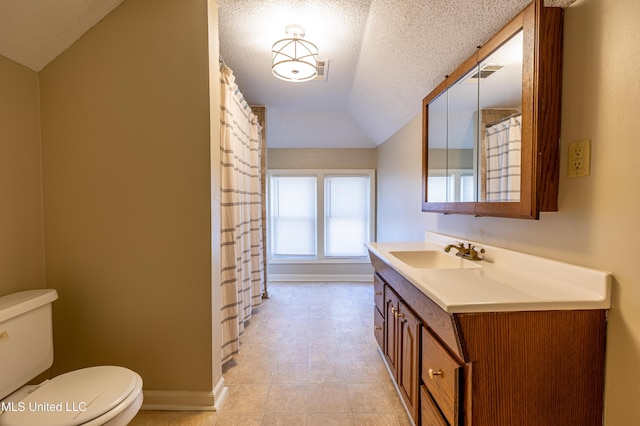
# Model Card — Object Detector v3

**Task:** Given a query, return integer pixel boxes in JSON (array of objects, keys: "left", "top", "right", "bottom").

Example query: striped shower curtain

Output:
[
  {"left": 484, "top": 115, "right": 522, "bottom": 202},
  {"left": 220, "top": 64, "right": 264, "bottom": 364}
]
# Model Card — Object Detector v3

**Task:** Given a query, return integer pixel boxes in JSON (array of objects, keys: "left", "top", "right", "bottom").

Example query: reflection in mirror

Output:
[
  {"left": 426, "top": 91, "right": 448, "bottom": 202},
  {"left": 447, "top": 66, "right": 479, "bottom": 202},
  {"left": 478, "top": 30, "right": 523, "bottom": 202}
]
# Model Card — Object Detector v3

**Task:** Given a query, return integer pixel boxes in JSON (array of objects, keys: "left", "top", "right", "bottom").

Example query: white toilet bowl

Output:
[
  {"left": 0, "top": 366, "right": 143, "bottom": 426},
  {"left": 0, "top": 289, "right": 144, "bottom": 426}
]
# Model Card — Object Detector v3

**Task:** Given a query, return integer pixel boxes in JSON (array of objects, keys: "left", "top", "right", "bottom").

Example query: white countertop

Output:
[{"left": 365, "top": 233, "right": 612, "bottom": 313}]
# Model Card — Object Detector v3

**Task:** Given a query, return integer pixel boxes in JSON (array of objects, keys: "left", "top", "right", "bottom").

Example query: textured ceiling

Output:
[
  {"left": 0, "top": 0, "right": 576, "bottom": 148},
  {"left": 218, "top": 0, "right": 374, "bottom": 148},
  {"left": 219, "top": 0, "right": 576, "bottom": 147}
]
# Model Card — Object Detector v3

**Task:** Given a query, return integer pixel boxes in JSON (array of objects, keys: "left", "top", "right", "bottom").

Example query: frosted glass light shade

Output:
[{"left": 272, "top": 37, "right": 318, "bottom": 82}]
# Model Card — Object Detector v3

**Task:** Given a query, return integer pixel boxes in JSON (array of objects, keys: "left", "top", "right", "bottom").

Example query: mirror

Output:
[
  {"left": 422, "top": 0, "right": 563, "bottom": 219},
  {"left": 426, "top": 90, "right": 449, "bottom": 202},
  {"left": 446, "top": 65, "right": 479, "bottom": 203},
  {"left": 478, "top": 30, "right": 523, "bottom": 203}
]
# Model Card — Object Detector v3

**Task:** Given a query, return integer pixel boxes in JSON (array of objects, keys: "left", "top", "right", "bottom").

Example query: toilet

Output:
[{"left": 0, "top": 289, "right": 143, "bottom": 426}]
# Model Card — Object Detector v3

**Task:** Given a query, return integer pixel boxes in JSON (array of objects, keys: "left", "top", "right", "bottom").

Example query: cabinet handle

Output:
[
  {"left": 374, "top": 291, "right": 383, "bottom": 295},
  {"left": 391, "top": 306, "right": 397, "bottom": 314},
  {"left": 395, "top": 311, "right": 405, "bottom": 319},
  {"left": 374, "top": 326, "right": 382, "bottom": 330},
  {"left": 428, "top": 368, "right": 443, "bottom": 380}
]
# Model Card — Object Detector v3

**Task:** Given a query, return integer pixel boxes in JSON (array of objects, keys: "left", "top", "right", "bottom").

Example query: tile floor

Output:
[{"left": 130, "top": 282, "right": 412, "bottom": 426}]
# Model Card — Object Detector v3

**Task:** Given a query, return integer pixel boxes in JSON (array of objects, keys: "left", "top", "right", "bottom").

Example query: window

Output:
[
  {"left": 268, "top": 170, "right": 375, "bottom": 262},
  {"left": 270, "top": 176, "right": 317, "bottom": 257},
  {"left": 325, "top": 175, "right": 371, "bottom": 257},
  {"left": 427, "top": 169, "right": 475, "bottom": 202}
]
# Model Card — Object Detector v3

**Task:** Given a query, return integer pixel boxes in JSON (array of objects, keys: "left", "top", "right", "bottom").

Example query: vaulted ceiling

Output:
[
  {"left": 0, "top": 0, "right": 126, "bottom": 71},
  {"left": 0, "top": 0, "right": 575, "bottom": 148},
  {"left": 218, "top": 0, "right": 575, "bottom": 148}
]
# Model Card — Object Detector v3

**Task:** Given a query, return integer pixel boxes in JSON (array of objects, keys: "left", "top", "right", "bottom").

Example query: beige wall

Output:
[
  {"left": 39, "top": 0, "right": 217, "bottom": 401},
  {"left": 376, "top": 0, "right": 640, "bottom": 423},
  {"left": 428, "top": 149, "right": 473, "bottom": 169},
  {"left": 0, "top": 56, "right": 46, "bottom": 295},
  {"left": 268, "top": 148, "right": 377, "bottom": 169}
]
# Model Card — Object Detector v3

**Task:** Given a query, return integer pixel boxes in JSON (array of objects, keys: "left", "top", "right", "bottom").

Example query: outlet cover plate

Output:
[{"left": 568, "top": 139, "right": 591, "bottom": 177}]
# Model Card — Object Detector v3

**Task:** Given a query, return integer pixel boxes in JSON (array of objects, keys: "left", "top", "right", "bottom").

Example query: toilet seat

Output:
[{"left": 0, "top": 366, "right": 142, "bottom": 426}]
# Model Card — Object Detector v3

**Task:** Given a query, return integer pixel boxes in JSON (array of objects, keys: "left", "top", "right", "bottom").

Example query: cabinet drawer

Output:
[
  {"left": 422, "top": 329, "right": 462, "bottom": 425},
  {"left": 374, "top": 306, "right": 384, "bottom": 349},
  {"left": 374, "top": 274, "right": 384, "bottom": 314},
  {"left": 421, "top": 386, "right": 448, "bottom": 426}
]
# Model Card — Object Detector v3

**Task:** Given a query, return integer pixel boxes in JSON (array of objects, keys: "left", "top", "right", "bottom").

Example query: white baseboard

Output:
[
  {"left": 141, "top": 377, "right": 228, "bottom": 411},
  {"left": 268, "top": 274, "right": 373, "bottom": 282}
]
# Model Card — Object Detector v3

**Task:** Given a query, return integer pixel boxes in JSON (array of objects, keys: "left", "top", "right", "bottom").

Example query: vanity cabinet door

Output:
[
  {"left": 398, "top": 301, "right": 421, "bottom": 422},
  {"left": 384, "top": 286, "right": 401, "bottom": 379}
]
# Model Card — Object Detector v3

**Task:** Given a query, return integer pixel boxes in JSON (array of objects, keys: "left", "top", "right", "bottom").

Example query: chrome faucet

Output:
[{"left": 444, "top": 242, "right": 485, "bottom": 261}]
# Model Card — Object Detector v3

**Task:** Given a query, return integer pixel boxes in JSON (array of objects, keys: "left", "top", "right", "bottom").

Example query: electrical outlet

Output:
[{"left": 568, "top": 139, "right": 591, "bottom": 177}]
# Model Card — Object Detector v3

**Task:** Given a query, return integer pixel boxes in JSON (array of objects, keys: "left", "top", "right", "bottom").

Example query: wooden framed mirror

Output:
[{"left": 422, "top": 0, "right": 563, "bottom": 219}]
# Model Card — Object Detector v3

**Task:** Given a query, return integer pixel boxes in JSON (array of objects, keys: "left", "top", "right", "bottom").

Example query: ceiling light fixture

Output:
[{"left": 271, "top": 25, "right": 318, "bottom": 82}]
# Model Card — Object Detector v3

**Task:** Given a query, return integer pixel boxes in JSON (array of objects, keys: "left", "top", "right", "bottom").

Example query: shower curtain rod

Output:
[{"left": 485, "top": 111, "right": 522, "bottom": 128}]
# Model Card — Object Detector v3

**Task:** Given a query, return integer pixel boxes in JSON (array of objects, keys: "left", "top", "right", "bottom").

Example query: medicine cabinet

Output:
[{"left": 422, "top": 0, "right": 563, "bottom": 219}]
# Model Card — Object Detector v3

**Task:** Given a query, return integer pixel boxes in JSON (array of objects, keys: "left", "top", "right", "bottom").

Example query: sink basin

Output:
[{"left": 389, "top": 250, "right": 481, "bottom": 269}]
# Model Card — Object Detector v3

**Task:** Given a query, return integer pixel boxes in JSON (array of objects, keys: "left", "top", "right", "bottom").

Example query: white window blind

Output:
[
  {"left": 427, "top": 176, "right": 451, "bottom": 202},
  {"left": 324, "top": 176, "right": 370, "bottom": 257},
  {"left": 460, "top": 174, "right": 475, "bottom": 202},
  {"left": 270, "top": 176, "right": 317, "bottom": 258}
]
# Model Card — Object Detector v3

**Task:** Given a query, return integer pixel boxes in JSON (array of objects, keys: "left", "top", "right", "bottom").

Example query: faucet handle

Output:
[{"left": 467, "top": 245, "right": 485, "bottom": 260}]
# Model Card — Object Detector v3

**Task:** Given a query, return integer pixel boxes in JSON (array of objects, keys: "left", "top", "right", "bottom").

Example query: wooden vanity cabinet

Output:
[{"left": 369, "top": 251, "right": 608, "bottom": 426}]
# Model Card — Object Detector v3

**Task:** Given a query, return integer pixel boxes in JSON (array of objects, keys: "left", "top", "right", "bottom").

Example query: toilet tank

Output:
[{"left": 0, "top": 289, "right": 58, "bottom": 400}]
